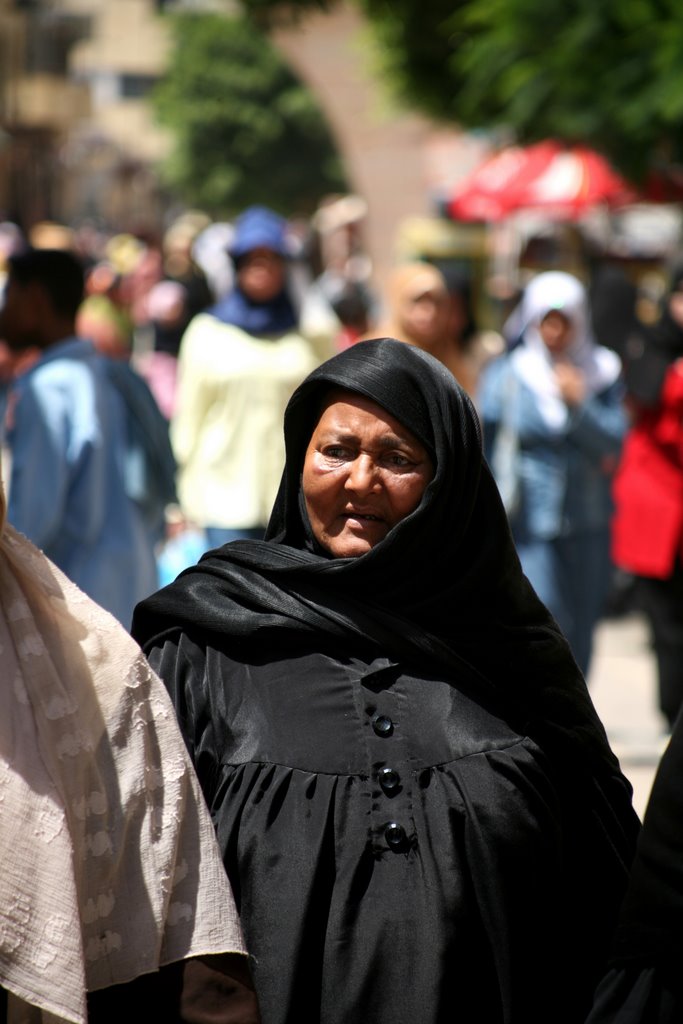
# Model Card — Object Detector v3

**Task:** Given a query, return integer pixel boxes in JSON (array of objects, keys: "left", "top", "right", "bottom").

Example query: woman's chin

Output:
[{"left": 324, "top": 527, "right": 387, "bottom": 559}]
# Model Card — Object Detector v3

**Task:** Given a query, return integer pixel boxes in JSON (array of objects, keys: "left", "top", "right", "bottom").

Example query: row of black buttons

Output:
[{"left": 371, "top": 714, "right": 407, "bottom": 849}]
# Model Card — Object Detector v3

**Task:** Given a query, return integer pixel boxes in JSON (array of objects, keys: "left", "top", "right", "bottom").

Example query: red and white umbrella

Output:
[{"left": 448, "top": 140, "right": 635, "bottom": 221}]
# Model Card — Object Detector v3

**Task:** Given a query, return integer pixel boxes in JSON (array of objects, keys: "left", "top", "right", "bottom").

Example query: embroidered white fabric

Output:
[{"left": 0, "top": 520, "right": 245, "bottom": 1024}]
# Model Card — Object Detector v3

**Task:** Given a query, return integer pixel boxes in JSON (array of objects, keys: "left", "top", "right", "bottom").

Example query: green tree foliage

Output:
[
  {"left": 354, "top": 0, "right": 467, "bottom": 131},
  {"left": 445, "top": 0, "right": 683, "bottom": 182},
  {"left": 238, "top": 0, "right": 683, "bottom": 183},
  {"left": 152, "top": 12, "right": 347, "bottom": 216}
]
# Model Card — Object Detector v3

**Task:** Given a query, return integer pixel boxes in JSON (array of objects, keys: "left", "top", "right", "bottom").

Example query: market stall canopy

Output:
[{"left": 448, "top": 140, "right": 636, "bottom": 222}]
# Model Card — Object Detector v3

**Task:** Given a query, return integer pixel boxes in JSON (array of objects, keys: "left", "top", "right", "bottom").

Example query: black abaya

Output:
[
  {"left": 150, "top": 633, "right": 618, "bottom": 1024},
  {"left": 133, "top": 339, "right": 639, "bottom": 1024}
]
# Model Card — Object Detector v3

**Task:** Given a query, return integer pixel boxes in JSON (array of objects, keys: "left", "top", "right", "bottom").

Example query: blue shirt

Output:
[{"left": 5, "top": 337, "right": 159, "bottom": 626}]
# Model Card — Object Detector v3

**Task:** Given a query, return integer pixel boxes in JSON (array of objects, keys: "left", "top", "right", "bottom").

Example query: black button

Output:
[
  {"left": 372, "top": 714, "right": 393, "bottom": 737},
  {"left": 378, "top": 767, "right": 400, "bottom": 792},
  {"left": 384, "top": 822, "right": 406, "bottom": 849}
]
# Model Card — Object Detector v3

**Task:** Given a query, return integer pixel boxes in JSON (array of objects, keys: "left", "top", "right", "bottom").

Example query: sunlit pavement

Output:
[{"left": 588, "top": 613, "right": 669, "bottom": 820}]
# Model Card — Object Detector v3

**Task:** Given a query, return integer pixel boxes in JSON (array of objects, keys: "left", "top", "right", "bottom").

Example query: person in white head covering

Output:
[
  {"left": 0, "top": 477, "right": 259, "bottom": 1023},
  {"left": 479, "top": 270, "right": 626, "bottom": 675}
]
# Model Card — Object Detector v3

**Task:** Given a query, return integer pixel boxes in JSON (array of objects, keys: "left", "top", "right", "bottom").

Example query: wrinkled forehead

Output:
[
  {"left": 307, "top": 387, "right": 427, "bottom": 453},
  {"left": 304, "top": 380, "right": 436, "bottom": 460},
  {"left": 284, "top": 338, "right": 474, "bottom": 474}
]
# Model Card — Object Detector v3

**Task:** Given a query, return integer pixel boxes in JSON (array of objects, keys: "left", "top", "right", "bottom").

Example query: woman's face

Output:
[
  {"left": 539, "top": 309, "right": 574, "bottom": 355},
  {"left": 237, "top": 246, "right": 285, "bottom": 302},
  {"left": 401, "top": 283, "right": 450, "bottom": 347},
  {"left": 302, "top": 390, "right": 434, "bottom": 558}
]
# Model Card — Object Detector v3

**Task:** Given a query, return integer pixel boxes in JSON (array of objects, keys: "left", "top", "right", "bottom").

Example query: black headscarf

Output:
[
  {"left": 133, "top": 339, "right": 638, "bottom": 842},
  {"left": 648, "top": 262, "right": 683, "bottom": 361},
  {"left": 622, "top": 262, "right": 683, "bottom": 406},
  {"left": 589, "top": 264, "right": 639, "bottom": 358}
]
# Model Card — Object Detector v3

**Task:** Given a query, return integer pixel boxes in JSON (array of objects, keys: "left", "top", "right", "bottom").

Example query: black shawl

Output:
[
  {"left": 610, "top": 713, "right": 683, "bottom": 968},
  {"left": 133, "top": 338, "right": 637, "bottom": 840},
  {"left": 586, "top": 719, "right": 683, "bottom": 1019}
]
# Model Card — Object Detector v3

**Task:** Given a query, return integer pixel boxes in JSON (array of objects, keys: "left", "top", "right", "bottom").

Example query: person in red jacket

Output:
[{"left": 612, "top": 263, "right": 683, "bottom": 730}]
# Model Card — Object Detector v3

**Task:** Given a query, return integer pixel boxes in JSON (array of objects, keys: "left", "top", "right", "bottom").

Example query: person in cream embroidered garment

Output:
[{"left": 0, "top": 480, "right": 246, "bottom": 1024}]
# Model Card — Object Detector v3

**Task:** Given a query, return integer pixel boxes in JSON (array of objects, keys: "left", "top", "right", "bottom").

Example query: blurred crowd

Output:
[
  {"left": 2, "top": 196, "right": 683, "bottom": 732},
  {"left": 5, "top": 192, "right": 683, "bottom": 1023}
]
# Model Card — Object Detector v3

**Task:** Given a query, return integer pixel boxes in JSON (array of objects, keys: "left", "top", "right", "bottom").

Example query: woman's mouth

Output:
[{"left": 343, "top": 510, "right": 382, "bottom": 523}]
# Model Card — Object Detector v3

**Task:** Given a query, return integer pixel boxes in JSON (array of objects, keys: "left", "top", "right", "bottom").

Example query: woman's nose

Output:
[{"left": 345, "top": 454, "right": 380, "bottom": 493}]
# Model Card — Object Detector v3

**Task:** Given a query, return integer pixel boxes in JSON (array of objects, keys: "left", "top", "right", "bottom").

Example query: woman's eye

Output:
[
  {"left": 385, "top": 453, "right": 411, "bottom": 468},
  {"left": 322, "top": 446, "right": 350, "bottom": 461}
]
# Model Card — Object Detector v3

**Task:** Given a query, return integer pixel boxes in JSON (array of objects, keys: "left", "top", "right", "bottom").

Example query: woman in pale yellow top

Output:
[{"left": 172, "top": 206, "right": 331, "bottom": 549}]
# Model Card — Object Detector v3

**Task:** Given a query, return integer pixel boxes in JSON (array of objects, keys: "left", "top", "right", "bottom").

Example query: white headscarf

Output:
[
  {"left": 506, "top": 271, "right": 621, "bottom": 428},
  {"left": 0, "top": 484, "right": 245, "bottom": 1024}
]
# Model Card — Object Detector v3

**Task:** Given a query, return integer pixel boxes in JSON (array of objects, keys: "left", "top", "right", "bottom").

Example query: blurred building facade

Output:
[
  {"left": 0, "top": 0, "right": 172, "bottom": 235},
  {"left": 0, "top": 0, "right": 482, "bottom": 288},
  {"left": 0, "top": 0, "right": 91, "bottom": 227}
]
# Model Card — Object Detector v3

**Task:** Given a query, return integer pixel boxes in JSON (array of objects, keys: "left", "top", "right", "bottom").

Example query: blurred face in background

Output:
[
  {"left": 669, "top": 286, "right": 683, "bottom": 330},
  {"left": 539, "top": 309, "right": 574, "bottom": 356},
  {"left": 388, "top": 264, "right": 451, "bottom": 350},
  {"left": 402, "top": 283, "right": 451, "bottom": 348},
  {"left": 0, "top": 275, "right": 43, "bottom": 350},
  {"left": 237, "top": 247, "right": 286, "bottom": 303}
]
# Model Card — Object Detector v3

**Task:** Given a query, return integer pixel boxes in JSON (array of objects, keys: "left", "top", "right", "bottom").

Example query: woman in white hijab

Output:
[
  {"left": 479, "top": 271, "right": 626, "bottom": 676},
  {"left": 0, "top": 479, "right": 259, "bottom": 1022}
]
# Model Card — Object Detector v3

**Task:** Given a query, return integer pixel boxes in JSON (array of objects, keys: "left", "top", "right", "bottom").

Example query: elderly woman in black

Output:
[{"left": 133, "top": 338, "right": 639, "bottom": 1024}]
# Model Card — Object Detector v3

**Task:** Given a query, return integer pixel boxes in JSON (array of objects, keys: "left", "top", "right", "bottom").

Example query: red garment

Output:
[{"left": 612, "top": 362, "right": 683, "bottom": 578}]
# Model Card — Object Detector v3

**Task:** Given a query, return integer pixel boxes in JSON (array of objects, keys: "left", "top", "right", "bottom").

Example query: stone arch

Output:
[{"left": 272, "top": 5, "right": 451, "bottom": 297}]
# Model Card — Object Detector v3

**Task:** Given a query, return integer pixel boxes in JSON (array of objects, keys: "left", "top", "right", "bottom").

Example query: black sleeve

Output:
[
  {"left": 586, "top": 719, "right": 683, "bottom": 1021},
  {"left": 147, "top": 632, "right": 221, "bottom": 811},
  {"left": 87, "top": 954, "right": 261, "bottom": 1024},
  {"left": 586, "top": 964, "right": 683, "bottom": 1023}
]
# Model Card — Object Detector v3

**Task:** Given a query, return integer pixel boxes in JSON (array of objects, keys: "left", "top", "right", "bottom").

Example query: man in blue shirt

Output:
[{"left": 0, "top": 248, "right": 166, "bottom": 627}]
